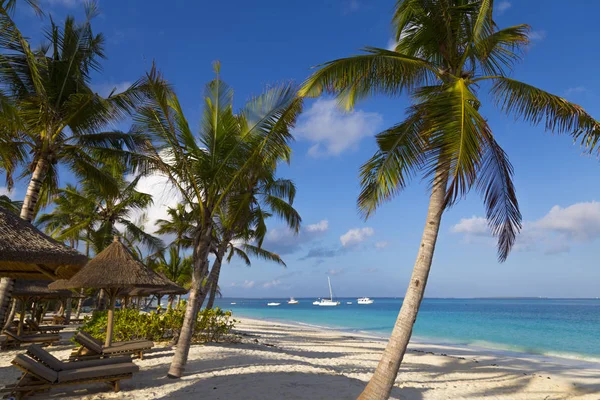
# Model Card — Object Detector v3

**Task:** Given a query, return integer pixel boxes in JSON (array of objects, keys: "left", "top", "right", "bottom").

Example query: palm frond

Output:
[{"left": 491, "top": 77, "right": 600, "bottom": 151}]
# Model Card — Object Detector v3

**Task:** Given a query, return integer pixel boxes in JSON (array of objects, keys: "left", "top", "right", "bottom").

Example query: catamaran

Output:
[
  {"left": 357, "top": 297, "right": 374, "bottom": 304},
  {"left": 315, "top": 277, "right": 340, "bottom": 307},
  {"left": 288, "top": 297, "right": 299, "bottom": 304}
]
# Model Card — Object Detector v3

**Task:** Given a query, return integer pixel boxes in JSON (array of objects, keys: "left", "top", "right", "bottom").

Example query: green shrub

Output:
[{"left": 78, "top": 302, "right": 237, "bottom": 344}]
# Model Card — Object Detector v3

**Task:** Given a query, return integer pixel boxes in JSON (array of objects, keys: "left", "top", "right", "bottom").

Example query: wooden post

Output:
[{"left": 105, "top": 289, "right": 117, "bottom": 347}]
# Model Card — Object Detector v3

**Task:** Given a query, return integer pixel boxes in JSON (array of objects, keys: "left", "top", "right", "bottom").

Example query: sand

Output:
[{"left": 0, "top": 317, "right": 598, "bottom": 399}]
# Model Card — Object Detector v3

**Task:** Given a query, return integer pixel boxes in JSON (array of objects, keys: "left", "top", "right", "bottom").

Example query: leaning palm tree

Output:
[
  {"left": 133, "top": 62, "right": 302, "bottom": 378},
  {"left": 300, "top": 1, "right": 600, "bottom": 398},
  {"left": 0, "top": 2, "right": 149, "bottom": 321}
]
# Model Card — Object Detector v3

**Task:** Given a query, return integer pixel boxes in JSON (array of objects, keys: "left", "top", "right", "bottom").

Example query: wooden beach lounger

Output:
[
  {"left": 0, "top": 353, "right": 138, "bottom": 399},
  {"left": 70, "top": 331, "right": 154, "bottom": 360},
  {"left": 27, "top": 344, "right": 130, "bottom": 370},
  {"left": 1, "top": 329, "right": 60, "bottom": 349},
  {"left": 25, "top": 319, "right": 65, "bottom": 334}
]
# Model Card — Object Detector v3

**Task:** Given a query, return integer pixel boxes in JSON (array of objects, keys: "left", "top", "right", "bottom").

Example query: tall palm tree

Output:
[
  {"left": 198, "top": 179, "right": 300, "bottom": 310},
  {"left": 134, "top": 63, "right": 302, "bottom": 378},
  {"left": 155, "top": 204, "right": 195, "bottom": 251},
  {"left": 0, "top": 2, "right": 150, "bottom": 322},
  {"left": 300, "top": 1, "right": 600, "bottom": 398}
]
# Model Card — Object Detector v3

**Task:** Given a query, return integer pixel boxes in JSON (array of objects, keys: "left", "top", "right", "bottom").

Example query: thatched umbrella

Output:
[
  {"left": 49, "top": 236, "right": 165, "bottom": 346},
  {"left": 0, "top": 206, "right": 87, "bottom": 280},
  {"left": 11, "top": 280, "right": 78, "bottom": 334},
  {"left": 128, "top": 275, "right": 187, "bottom": 311}
]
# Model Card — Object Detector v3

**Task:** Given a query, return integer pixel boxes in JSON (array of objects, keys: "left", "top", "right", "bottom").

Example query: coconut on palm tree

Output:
[
  {"left": 132, "top": 62, "right": 302, "bottom": 378},
  {"left": 300, "top": 1, "right": 600, "bottom": 398}
]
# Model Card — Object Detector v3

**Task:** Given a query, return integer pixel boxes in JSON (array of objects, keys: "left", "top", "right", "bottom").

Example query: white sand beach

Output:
[{"left": 1, "top": 317, "right": 599, "bottom": 399}]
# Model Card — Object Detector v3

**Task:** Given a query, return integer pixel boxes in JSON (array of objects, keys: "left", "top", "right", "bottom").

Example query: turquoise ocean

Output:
[{"left": 212, "top": 297, "right": 600, "bottom": 363}]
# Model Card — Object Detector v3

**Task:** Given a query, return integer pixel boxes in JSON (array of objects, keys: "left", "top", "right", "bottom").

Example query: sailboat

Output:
[{"left": 315, "top": 277, "right": 340, "bottom": 307}]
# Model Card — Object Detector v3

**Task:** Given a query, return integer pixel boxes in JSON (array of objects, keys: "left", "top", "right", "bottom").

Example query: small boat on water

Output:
[
  {"left": 315, "top": 277, "right": 340, "bottom": 307},
  {"left": 312, "top": 299, "right": 321, "bottom": 305},
  {"left": 267, "top": 302, "right": 281, "bottom": 307},
  {"left": 231, "top": 302, "right": 237, "bottom": 305},
  {"left": 346, "top": 302, "right": 352, "bottom": 305},
  {"left": 357, "top": 297, "right": 374, "bottom": 305},
  {"left": 288, "top": 297, "right": 299, "bottom": 304}
]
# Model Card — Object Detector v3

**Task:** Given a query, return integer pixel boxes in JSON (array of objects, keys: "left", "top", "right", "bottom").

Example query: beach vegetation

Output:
[{"left": 78, "top": 304, "right": 237, "bottom": 343}]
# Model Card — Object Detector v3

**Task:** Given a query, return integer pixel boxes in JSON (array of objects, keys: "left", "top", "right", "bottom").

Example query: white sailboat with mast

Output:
[{"left": 315, "top": 277, "right": 340, "bottom": 306}]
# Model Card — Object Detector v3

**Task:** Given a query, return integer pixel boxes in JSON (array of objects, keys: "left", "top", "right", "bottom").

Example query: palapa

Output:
[
  {"left": 0, "top": 206, "right": 87, "bottom": 280},
  {"left": 49, "top": 237, "right": 165, "bottom": 346}
]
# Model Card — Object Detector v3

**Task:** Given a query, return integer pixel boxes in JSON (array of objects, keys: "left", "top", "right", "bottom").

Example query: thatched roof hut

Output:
[
  {"left": 128, "top": 273, "right": 187, "bottom": 297},
  {"left": 13, "top": 280, "right": 75, "bottom": 299},
  {"left": 0, "top": 206, "right": 87, "bottom": 280}
]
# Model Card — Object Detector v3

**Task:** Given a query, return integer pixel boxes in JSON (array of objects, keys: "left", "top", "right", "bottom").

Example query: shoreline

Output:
[
  {"left": 1, "top": 316, "right": 599, "bottom": 399},
  {"left": 230, "top": 311, "right": 600, "bottom": 368}
]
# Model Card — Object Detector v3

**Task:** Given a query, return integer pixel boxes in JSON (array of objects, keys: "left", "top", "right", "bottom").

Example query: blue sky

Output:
[{"left": 6, "top": 0, "right": 600, "bottom": 298}]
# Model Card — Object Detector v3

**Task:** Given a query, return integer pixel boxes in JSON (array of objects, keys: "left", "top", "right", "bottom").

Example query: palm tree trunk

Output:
[
  {"left": 2, "top": 298, "right": 17, "bottom": 330},
  {"left": 197, "top": 240, "right": 227, "bottom": 310},
  {"left": 75, "top": 289, "right": 85, "bottom": 319},
  {"left": 0, "top": 158, "right": 49, "bottom": 324},
  {"left": 167, "top": 296, "right": 174, "bottom": 310},
  {"left": 206, "top": 261, "right": 223, "bottom": 310},
  {"left": 97, "top": 289, "right": 107, "bottom": 311},
  {"left": 64, "top": 297, "right": 72, "bottom": 324},
  {"left": 168, "top": 224, "right": 213, "bottom": 379},
  {"left": 358, "top": 170, "right": 448, "bottom": 400}
]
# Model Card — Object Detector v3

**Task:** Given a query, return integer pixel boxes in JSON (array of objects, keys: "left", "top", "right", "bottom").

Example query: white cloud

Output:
[
  {"left": 294, "top": 99, "right": 383, "bottom": 157},
  {"left": 529, "top": 30, "right": 546, "bottom": 41},
  {"left": 263, "top": 219, "right": 329, "bottom": 255},
  {"left": 262, "top": 279, "right": 282, "bottom": 288},
  {"left": 451, "top": 202, "right": 600, "bottom": 254},
  {"left": 535, "top": 203, "right": 600, "bottom": 241},
  {"left": 565, "top": 86, "right": 586, "bottom": 96},
  {"left": 0, "top": 187, "right": 12, "bottom": 197},
  {"left": 340, "top": 227, "right": 375, "bottom": 247},
  {"left": 130, "top": 172, "right": 182, "bottom": 235},
  {"left": 496, "top": 1, "right": 511, "bottom": 15},
  {"left": 230, "top": 280, "right": 255, "bottom": 289},
  {"left": 451, "top": 216, "right": 489, "bottom": 236},
  {"left": 375, "top": 241, "right": 389, "bottom": 249},
  {"left": 327, "top": 268, "right": 344, "bottom": 276},
  {"left": 91, "top": 81, "right": 132, "bottom": 98},
  {"left": 306, "top": 220, "right": 329, "bottom": 233}
]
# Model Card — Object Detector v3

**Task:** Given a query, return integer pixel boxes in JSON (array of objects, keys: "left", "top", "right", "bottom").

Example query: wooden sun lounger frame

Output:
[
  {"left": 25, "top": 319, "right": 65, "bottom": 334},
  {"left": 0, "top": 358, "right": 132, "bottom": 399},
  {"left": 70, "top": 332, "right": 153, "bottom": 360},
  {"left": 1, "top": 329, "right": 60, "bottom": 350}
]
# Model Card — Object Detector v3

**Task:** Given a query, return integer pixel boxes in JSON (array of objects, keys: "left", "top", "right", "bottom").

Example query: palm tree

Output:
[
  {"left": 133, "top": 62, "right": 302, "bottom": 378},
  {"left": 300, "top": 1, "right": 600, "bottom": 398},
  {"left": 155, "top": 204, "right": 195, "bottom": 251},
  {"left": 0, "top": 194, "right": 22, "bottom": 214},
  {"left": 37, "top": 183, "right": 95, "bottom": 249},
  {"left": 198, "top": 178, "right": 300, "bottom": 310},
  {"left": 149, "top": 247, "right": 192, "bottom": 309},
  {"left": 0, "top": 2, "right": 149, "bottom": 322}
]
